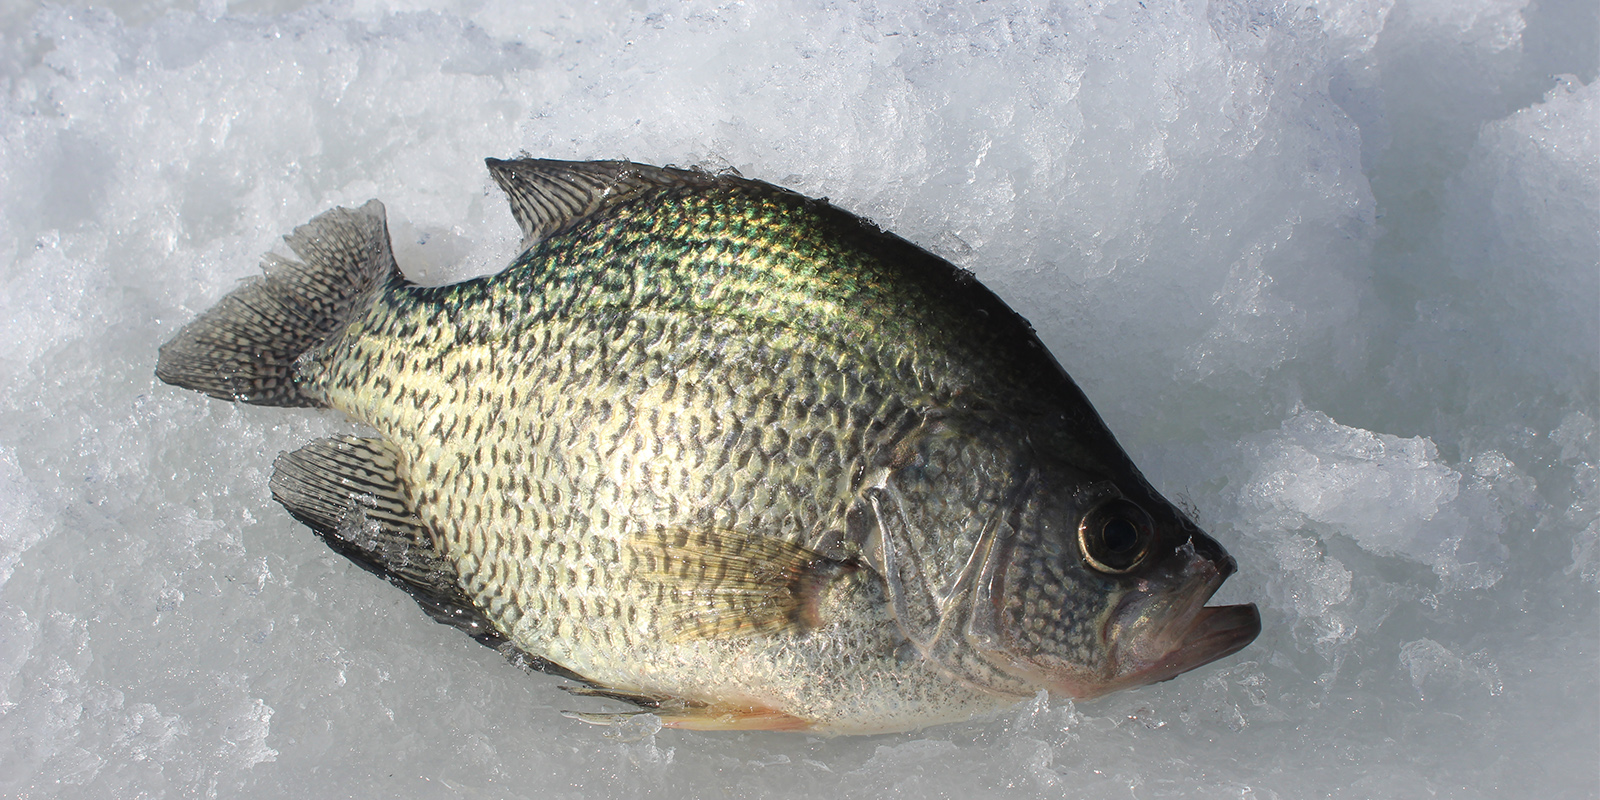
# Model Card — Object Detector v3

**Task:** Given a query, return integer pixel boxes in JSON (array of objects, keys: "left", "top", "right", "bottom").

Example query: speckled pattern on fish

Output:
[{"left": 156, "top": 159, "right": 1260, "bottom": 734}]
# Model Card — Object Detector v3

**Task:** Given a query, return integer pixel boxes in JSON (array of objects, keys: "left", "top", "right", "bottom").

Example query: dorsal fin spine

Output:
[{"left": 485, "top": 158, "right": 714, "bottom": 251}]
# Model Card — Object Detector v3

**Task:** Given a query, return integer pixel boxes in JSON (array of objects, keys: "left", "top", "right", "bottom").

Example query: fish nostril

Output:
[{"left": 1186, "top": 531, "right": 1230, "bottom": 567}]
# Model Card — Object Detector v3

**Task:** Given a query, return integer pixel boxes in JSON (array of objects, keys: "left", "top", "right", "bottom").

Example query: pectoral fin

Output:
[{"left": 626, "top": 527, "right": 853, "bottom": 642}]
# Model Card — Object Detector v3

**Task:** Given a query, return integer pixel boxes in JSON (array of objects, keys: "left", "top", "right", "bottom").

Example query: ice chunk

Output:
[
  {"left": 1405, "top": 0, "right": 1529, "bottom": 51},
  {"left": 1571, "top": 513, "right": 1600, "bottom": 585},
  {"left": 1400, "top": 638, "right": 1504, "bottom": 700},
  {"left": 0, "top": 446, "right": 47, "bottom": 588},
  {"left": 215, "top": 698, "right": 278, "bottom": 769},
  {"left": 1242, "top": 410, "right": 1510, "bottom": 587},
  {"left": 1443, "top": 77, "right": 1599, "bottom": 405},
  {"left": 1264, "top": 532, "right": 1354, "bottom": 632},
  {"left": 1553, "top": 411, "right": 1597, "bottom": 464},
  {"left": 1554, "top": 411, "right": 1600, "bottom": 584},
  {"left": 0, "top": 604, "right": 37, "bottom": 714}
]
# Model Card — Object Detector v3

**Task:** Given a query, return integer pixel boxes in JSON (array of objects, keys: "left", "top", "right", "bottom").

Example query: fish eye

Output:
[{"left": 1078, "top": 499, "right": 1155, "bottom": 574}]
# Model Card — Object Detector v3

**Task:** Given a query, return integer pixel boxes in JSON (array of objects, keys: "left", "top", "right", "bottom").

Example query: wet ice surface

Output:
[{"left": 1, "top": 0, "right": 1596, "bottom": 797}]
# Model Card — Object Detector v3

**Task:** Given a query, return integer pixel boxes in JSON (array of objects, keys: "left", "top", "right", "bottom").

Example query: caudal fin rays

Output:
[{"left": 156, "top": 200, "right": 401, "bottom": 407}]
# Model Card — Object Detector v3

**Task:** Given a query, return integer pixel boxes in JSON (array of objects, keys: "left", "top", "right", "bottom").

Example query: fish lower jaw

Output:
[
  {"left": 1102, "top": 602, "right": 1262, "bottom": 691},
  {"left": 1087, "top": 560, "right": 1264, "bottom": 694},
  {"left": 1005, "top": 600, "right": 1262, "bottom": 702}
]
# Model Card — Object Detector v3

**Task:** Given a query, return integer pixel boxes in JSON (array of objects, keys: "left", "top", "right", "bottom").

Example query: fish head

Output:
[
  {"left": 974, "top": 470, "right": 1262, "bottom": 699},
  {"left": 865, "top": 413, "right": 1259, "bottom": 699}
]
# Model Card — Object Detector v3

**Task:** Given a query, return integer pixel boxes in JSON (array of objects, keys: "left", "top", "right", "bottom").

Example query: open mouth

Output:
[
  {"left": 1094, "top": 558, "right": 1263, "bottom": 694},
  {"left": 1123, "top": 601, "right": 1261, "bottom": 686},
  {"left": 1001, "top": 564, "right": 1261, "bottom": 701}
]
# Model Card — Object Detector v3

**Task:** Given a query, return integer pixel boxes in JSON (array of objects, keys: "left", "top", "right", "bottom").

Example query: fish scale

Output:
[
  {"left": 157, "top": 158, "right": 1259, "bottom": 733},
  {"left": 315, "top": 189, "right": 989, "bottom": 706}
]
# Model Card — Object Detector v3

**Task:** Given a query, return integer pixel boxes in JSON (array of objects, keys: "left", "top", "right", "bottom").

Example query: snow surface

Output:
[{"left": 1, "top": 0, "right": 1595, "bottom": 797}]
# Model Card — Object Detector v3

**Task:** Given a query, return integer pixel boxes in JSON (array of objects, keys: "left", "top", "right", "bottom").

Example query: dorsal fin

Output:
[{"left": 485, "top": 158, "right": 716, "bottom": 250}]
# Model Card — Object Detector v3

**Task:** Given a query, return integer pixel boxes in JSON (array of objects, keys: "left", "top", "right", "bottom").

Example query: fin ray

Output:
[
  {"left": 558, "top": 686, "right": 814, "bottom": 732},
  {"left": 626, "top": 527, "right": 850, "bottom": 642},
  {"left": 485, "top": 158, "right": 714, "bottom": 250},
  {"left": 270, "top": 435, "right": 502, "bottom": 644},
  {"left": 156, "top": 200, "right": 400, "bottom": 406}
]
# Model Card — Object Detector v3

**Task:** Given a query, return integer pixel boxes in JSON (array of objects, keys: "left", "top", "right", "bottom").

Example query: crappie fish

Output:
[{"left": 157, "top": 158, "right": 1260, "bottom": 734}]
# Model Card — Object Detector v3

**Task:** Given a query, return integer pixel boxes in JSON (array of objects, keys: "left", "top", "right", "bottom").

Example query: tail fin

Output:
[{"left": 156, "top": 200, "right": 401, "bottom": 407}]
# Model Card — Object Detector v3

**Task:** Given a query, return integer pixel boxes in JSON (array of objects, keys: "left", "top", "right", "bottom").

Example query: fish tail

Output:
[{"left": 156, "top": 200, "right": 402, "bottom": 407}]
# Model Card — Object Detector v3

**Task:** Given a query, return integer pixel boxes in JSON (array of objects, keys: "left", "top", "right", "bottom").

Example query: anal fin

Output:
[
  {"left": 559, "top": 686, "right": 814, "bottom": 732},
  {"left": 270, "top": 436, "right": 502, "bottom": 645},
  {"left": 653, "top": 703, "right": 814, "bottom": 732}
]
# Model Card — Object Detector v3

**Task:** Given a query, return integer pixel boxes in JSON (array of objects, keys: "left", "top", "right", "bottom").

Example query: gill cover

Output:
[
  {"left": 864, "top": 409, "right": 1260, "bottom": 699},
  {"left": 862, "top": 411, "right": 1041, "bottom": 696}
]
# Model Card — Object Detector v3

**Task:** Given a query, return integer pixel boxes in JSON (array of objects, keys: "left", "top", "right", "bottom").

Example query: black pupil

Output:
[{"left": 1101, "top": 517, "right": 1140, "bottom": 554}]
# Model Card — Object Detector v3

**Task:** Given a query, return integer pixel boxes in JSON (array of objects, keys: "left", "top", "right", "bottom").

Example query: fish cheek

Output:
[{"left": 997, "top": 524, "right": 1120, "bottom": 678}]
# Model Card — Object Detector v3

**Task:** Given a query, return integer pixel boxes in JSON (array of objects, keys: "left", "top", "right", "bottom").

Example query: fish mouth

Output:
[
  {"left": 1095, "top": 555, "right": 1262, "bottom": 694},
  {"left": 963, "top": 542, "right": 1261, "bottom": 701},
  {"left": 1108, "top": 600, "right": 1261, "bottom": 690}
]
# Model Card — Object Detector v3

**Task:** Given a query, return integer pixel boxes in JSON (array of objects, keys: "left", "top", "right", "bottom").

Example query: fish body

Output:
[{"left": 157, "top": 159, "right": 1259, "bottom": 734}]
